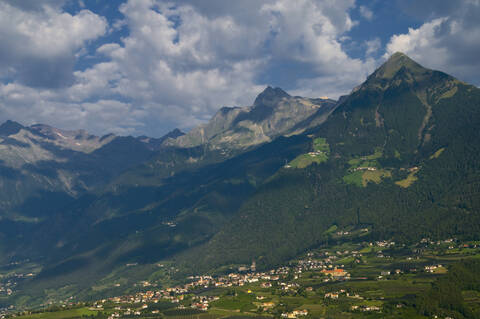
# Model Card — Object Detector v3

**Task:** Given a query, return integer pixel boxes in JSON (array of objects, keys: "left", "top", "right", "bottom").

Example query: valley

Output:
[
  {"left": 2, "top": 0, "right": 480, "bottom": 317},
  {"left": 0, "top": 53, "right": 479, "bottom": 317},
  {"left": 5, "top": 237, "right": 480, "bottom": 319}
]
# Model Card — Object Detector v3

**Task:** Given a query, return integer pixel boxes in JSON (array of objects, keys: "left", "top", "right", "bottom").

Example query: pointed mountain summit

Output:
[
  {"left": 322, "top": 52, "right": 467, "bottom": 162},
  {"left": 164, "top": 128, "right": 185, "bottom": 139},
  {"left": 7, "top": 52, "right": 480, "bottom": 306},
  {"left": 176, "top": 53, "right": 480, "bottom": 276},
  {"left": 0, "top": 120, "right": 24, "bottom": 136},
  {"left": 374, "top": 52, "right": 426, "bottom": 79},
  {"left": 137, "top": 128, "right": 185, "bottom": 150},
  {"left": 166, "top": 86, "right": 335, "bottom": 150},
  {"left": 254, "top": 86, "right": 290, "bottom": 106},
  {"left": 359, "top": 52, "right": 456, "bottom": 93}
]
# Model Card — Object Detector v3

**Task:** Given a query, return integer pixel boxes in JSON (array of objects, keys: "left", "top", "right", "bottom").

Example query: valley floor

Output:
[{"left": 4, "top": 237, "right": 480, "bottom": 319}]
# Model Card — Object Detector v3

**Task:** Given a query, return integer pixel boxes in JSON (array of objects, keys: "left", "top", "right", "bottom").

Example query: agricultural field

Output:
[
  {"left": 395, "top": 170, "right": 419, "bottom": 188},
  {"left": 346, "top": 149, "right": 382, "bottom": 169},
  {"left": 8, "top": 238, "right": 480, "bottom": 319},
  {"left": 288, "top": 137, "right": 329, "bottom": 168},
  {"left": 343, "top": 149, "right": 395, "bottom": 187},
  {"left": 11, "top": 307, "right": 96, "bottom": 319}
]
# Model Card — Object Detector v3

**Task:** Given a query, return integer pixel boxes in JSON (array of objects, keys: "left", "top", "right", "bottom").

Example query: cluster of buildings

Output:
[
  {"left": 371, "top": 240, "right": 396, "bottom": 248},
  {"left": 0, "top": 271, "right": 35, "bottom": 297},
  {"left": 93, "top": 263, "right": 301, "bottom": 315},
  {"left": 83, "top": 252, "right": 356, "bottom": 317},
  {"left": 281, "top": 309, "right": 309, "bottom": 318},
  {"left": 351, "top": 305, "right": 381, "bottom": 312},
  {"left": 324, "top": 289, "right": 363, "bottom": 300},
  {"left": 307, "top": 150, "right": 326, "bottom": 157},
  {"left": 185, "top": 270, "right": 282, "bottom": 290},
  {"left": 7, "top": 237, "right": 479, "bottom": 318},
  {"left": 353, "top": 166, "right": 377, "bottom": 171},
  {"left": 424, "top": 264, "right": 444, "bottom": 273},
  {"left": 295, "top": 251, "right": 358, "bottom": 280},
  {"left": 190, "top": 295, "right": 219, "bottom": 311}
]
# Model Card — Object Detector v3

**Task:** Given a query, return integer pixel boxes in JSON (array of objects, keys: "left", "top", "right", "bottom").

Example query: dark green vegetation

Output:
[
  {"left": 418, "top": 259, "right": 480, "bottom": 318},
  {"left": 9, "top": 240, "right": 480, "bottom": 319},
  {"left": 1, "top": 53, "right": 480, "bottom": 311},
  {"left": 177, "top": 53, "right": 480, "bottom": 273}
]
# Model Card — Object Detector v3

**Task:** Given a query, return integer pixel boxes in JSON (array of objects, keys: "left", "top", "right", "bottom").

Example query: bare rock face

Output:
[{"left": 166, "top": 86, "right": 337, "bottom": 150}]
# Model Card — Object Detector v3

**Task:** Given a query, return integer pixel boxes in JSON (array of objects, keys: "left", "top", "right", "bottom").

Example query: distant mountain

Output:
[
  {"left": 137, "top": 128, "right": 185, "bottom": 151},
  {"left": 0, "top": 120, "right": 24, "bottom": 136},
  {"left": 28, "top": 123, "right": 116, "bottom": 153},
  {"left": 0, "top": 123, "right": 183, "bottom": 220},
  {"left": 166, "top": 86, "right": 336, "bottom": 149},
  {"left": 4, "top": 53, "right": 480, "bottom": 309}
]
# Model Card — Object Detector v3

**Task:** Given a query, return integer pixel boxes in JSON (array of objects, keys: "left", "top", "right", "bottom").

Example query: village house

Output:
[
  {"left": 324, "top": 292, "right": 339, "bottom": 299},
  {"left": 321, "top": 268, "right": 348, "bottom": 277},
  {"left": 261, "top": 301, "right": 275, "bottom": 309}
]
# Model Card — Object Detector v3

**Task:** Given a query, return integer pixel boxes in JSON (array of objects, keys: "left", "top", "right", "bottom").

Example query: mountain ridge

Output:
[
  {"left": 2, "top": 52, "right": 480, "bottom": 308},
  {"left": 172, "top": 52, "right": 480, "bottom": 272},
  {"left": 166, "top": 86, "right": 337, "bottom": 150}
]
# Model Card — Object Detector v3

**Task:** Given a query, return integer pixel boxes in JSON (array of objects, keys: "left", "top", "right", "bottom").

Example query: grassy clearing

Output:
[
  {"left": 289, "top": 137, "right": 329, "bottom": 168},
  {"left": 323, "top": 225, "right": 338, "bottom": 235},
  {"left": 313, "top": 138, "right": 329, "bottom": 152},
  {"left": 429, "top": 148, "right": 445, "bottom": 159},
  {"left": 344, "top": 169, "right": 391, "bottom": 187},
  {"left": 210, "top": 292, "right": 256, "bottom": 312},
  {"left": 343, "top": 171, "right": 364, "bottom": 187},
  {"left": 439, "top": 86, "right": 458, "bottom": 100},
  {"left": 362, "top": 170, "right": 391, "bottom": 186},
  {"left": 347, "top": 149, "right": 382, "bottom": 169},
  {"left": 395, "top": 171, "right": 418, "bottom": 188},
  {"left": 17, "top": 307, "right": 97, "bottom": 319},
  {"left": 289, "top": 153, "right": 327, "bottom": 168}
]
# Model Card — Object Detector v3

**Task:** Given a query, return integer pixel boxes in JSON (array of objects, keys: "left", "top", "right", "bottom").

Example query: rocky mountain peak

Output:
[
  {"left": 166, "top": 128, "right": 185, "bottom": 139},
  {"left": 373, "top": 52, "right": 426, "bottom": 80},
  {"left": 0, "top": 120, "right": 24, "bottom": 136},
  {"left": 254, "top": 86, "right": 291, "bottom": 106}
]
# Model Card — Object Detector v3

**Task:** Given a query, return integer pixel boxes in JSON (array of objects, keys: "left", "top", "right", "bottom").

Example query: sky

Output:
[{"left": 0, "top": 0, "right": 479, "bottom": 137}]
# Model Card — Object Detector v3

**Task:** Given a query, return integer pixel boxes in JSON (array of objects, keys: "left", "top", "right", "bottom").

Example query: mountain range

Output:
[{"left": 1, "top": 52, "right": 480, "bottom": 307}]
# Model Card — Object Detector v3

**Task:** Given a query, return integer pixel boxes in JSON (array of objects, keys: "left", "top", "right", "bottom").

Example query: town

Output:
[{"left": 3, "top": 236, "right": 479, "bottom": 319}]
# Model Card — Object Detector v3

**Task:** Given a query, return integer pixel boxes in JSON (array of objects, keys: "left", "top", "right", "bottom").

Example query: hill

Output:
[
  {"left": 4, "top": 53, "right": 480, "bottom": 308},
  {"left": 175, "top": 52, "right": 480, "bottom": 271},
  {"left": 0, "top": 88, "right": 338, "bottom": 307}
]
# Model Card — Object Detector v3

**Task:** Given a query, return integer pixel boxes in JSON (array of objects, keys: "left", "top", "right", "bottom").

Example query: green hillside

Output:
[
  {"left": 176, "top": 53, "right": 480, "bottom": 273},
  {"left": 6, "top": 53, "right": 480, "bottom": 309}
]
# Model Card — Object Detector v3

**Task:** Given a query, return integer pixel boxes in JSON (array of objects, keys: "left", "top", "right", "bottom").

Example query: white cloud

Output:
[
  {"left": 385, "top": 1, "right": 480, "bottom": 86},
  {"left": 385, "top": 18, "right": 447, "bottom": 61},
  {"left": 0, "top": 1, "right": 107, "bottom": 88},
  {"left": 359, "top": 5, "right": 373, "bottom": 21},
  {"left": 0, "top": 0, "right": 379, "bottom": 136}
]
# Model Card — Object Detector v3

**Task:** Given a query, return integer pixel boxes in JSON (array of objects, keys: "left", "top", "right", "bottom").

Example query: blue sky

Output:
[{"left": 0, "top": 0, "right": 479, "bottom": 137}]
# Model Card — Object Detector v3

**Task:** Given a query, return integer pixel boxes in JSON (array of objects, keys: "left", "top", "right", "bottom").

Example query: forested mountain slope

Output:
[
  {"left": 176, "top": 53, "right": 480, "bottom": 272},
  {"left": 6, "top": 53, "right": 480, "bottom": 307}
]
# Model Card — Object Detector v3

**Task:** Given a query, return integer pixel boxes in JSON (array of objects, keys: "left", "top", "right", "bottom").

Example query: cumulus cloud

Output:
[
  {"left": 385, "top": 0, "right": 480, "bottom": 86},
  {"left": 0, "top": 0, "right": 379, "bottom": 136},
  {"left": 0, "top": 2, "right": 107, "bottom": 88}
]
